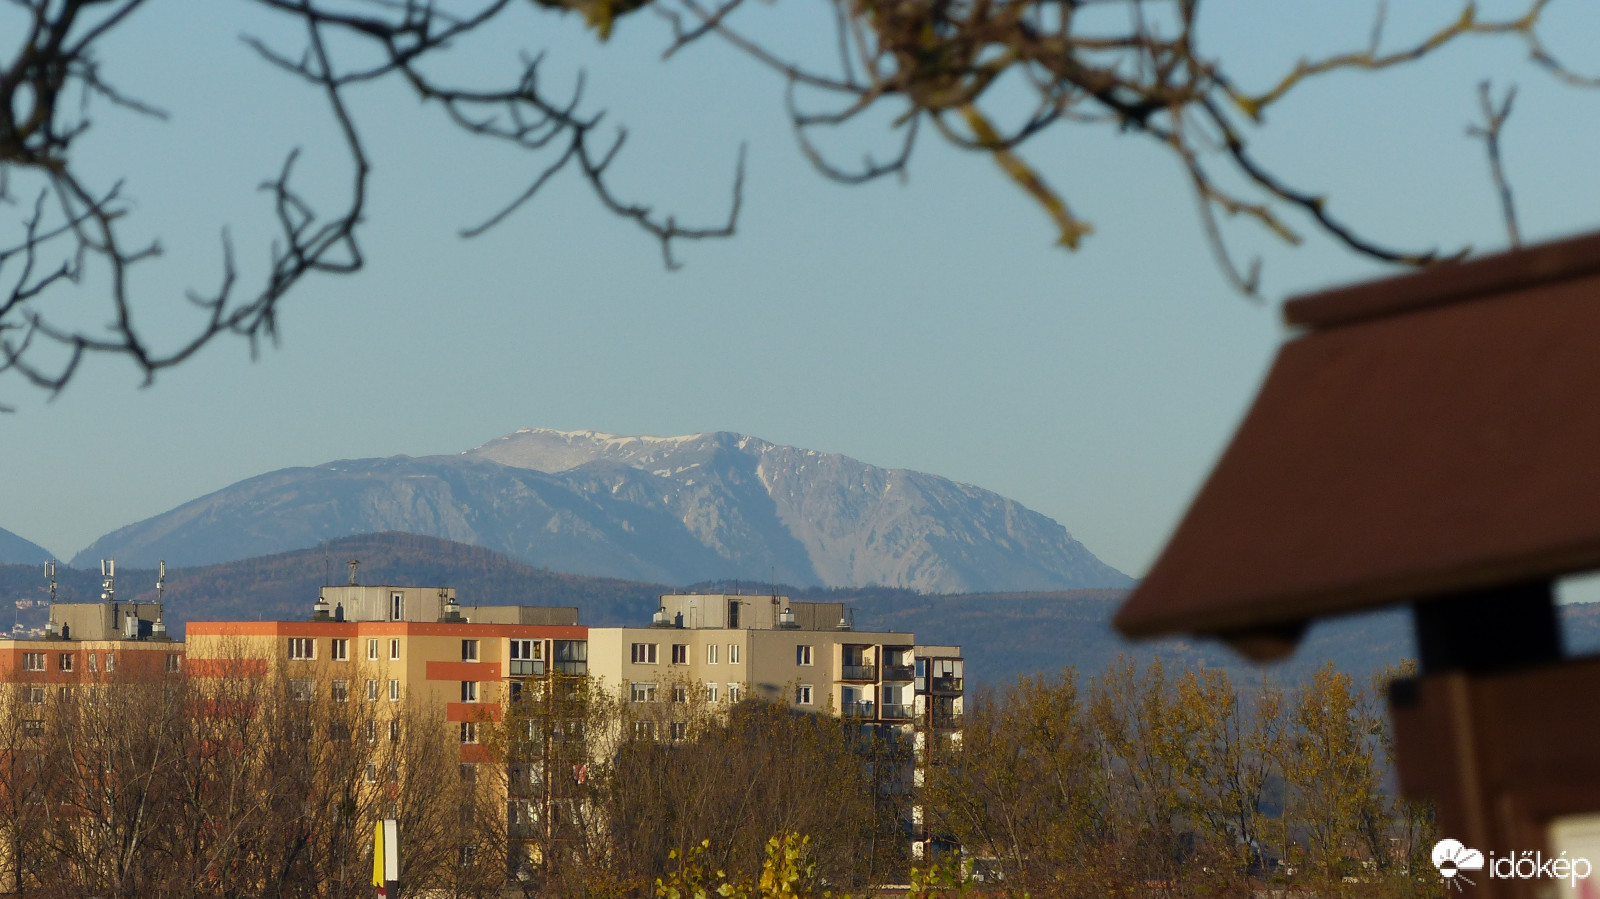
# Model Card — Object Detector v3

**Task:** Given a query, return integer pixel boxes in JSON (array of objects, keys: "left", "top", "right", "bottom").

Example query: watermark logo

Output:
[
  {"left": 1432, "top": 839, "right": 1484, "bottom": 891},
  {"left": 1431, "top": 838, "right": 1593, "bottom": 891}
]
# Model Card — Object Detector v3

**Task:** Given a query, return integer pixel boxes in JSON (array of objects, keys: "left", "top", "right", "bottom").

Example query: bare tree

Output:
[{"left": 2, "top": 0, "right": 1596, "bottom": 407}]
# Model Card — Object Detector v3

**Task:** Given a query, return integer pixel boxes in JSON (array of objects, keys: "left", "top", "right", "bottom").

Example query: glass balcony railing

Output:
[
  {"left": 879, "top": 703, "right": 913, "bottom": 720},
  {"left": 930, "top": 675, "right": 963, "bottom": 693},
  {"left": 841, "top": 664, "right": 877, "bottom": 681},
  {"left": 881, "top": 664, "right": 914, "bottom": 682},
  {"left": 843, "top": 701, "right": 876, "bottom": 719},
  {"left": 509, "top": 659, "right": 545, "bottom": 677},
  {"left": 552, "top": 661, "right": 587, "bottom": 676}
]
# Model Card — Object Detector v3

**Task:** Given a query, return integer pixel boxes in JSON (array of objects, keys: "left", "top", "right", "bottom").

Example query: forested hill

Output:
[{"left": 10, "top": 530, "right": 1600, "bottom": 687}]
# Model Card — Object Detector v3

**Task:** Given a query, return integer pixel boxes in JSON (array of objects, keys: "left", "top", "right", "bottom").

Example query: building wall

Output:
[{"left": 0, "top": 638, "right": 183, "bottom": 684}]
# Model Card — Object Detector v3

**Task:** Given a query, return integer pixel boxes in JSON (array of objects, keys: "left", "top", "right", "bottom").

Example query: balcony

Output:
[
  {"left": 509, "top": 659, "right": 545, "bottom": 677},
  {"left": 881, "top": 664, "right": 914, "bottom": 682},
  {"left": 931, "top": 708, "right": 963, "bottom": 728},
  {"left": 879, "top": 703, "right": 913, "bottom": 720},
  {"left": 552, "top": 661, "right": 587, "bottom": 676},
  {"left": 841, "top": 664, "right": 877, "bottom": 682},
  {"left": 930, "top": 675, "right": 963, "bottom": 694},
  {"left": 843, "top": 701, "right": 876, "bottom": 719}
]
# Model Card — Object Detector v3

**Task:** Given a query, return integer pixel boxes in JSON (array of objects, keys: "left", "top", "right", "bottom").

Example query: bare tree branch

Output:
[{"left": 1467, "top": 80, "right": 1523, "bottom": 248}]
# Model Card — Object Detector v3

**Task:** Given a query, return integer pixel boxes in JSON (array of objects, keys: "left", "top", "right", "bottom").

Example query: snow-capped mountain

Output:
[{"left": 73, "top": 429, "right": 1130, "bottom": 593}]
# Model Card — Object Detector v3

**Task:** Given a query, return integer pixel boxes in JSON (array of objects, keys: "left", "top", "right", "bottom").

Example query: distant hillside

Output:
[
  {"left": 16, "top": 531, "right": 1600, "bottom": 688},
  {"left": 0, "top": 526, "right": 52, "bottom": 565},
  {"left": 73, "top": 428, "right": 1131, "bottom": 594}
]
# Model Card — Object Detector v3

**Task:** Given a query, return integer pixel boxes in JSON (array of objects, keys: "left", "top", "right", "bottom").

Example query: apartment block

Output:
[{"left": 588, "top": 592, "right": 964, "bottom": 858}]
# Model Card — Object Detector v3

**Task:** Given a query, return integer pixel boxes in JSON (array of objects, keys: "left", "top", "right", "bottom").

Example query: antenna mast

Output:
[
  {"left": 100, "top": 559, "right": 115, "bottom": 602},
  {"left": 348, "top": 559, "right": 359, "bottom": 586},
  {"left": 44, "top": 561, "right": 57, "bottom": 603}
]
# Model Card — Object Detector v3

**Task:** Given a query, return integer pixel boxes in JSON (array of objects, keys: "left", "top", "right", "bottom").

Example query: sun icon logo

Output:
[{"left": 1433, "top": 839, "right": 1485, "bottom": 891}]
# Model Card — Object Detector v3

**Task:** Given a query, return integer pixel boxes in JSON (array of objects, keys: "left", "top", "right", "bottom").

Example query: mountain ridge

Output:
[{"left": 73, "top": 428, "right": 1131, "bottom": 593}]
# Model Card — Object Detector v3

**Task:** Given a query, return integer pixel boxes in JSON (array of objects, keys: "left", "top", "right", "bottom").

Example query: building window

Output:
[
  {"left": 388, "top": 679, "right": 400, "bottom": 702},
  {"left": 630, "top": 682, "right": 657, "bottom": 703},
  {"left": 22, "top": 652, "right": 44, "bottom": 672},
  {"left": 365, "top": 720, "right": 378, "bottom": 743},
  {"left": 706, "top": 644, "right": 718, "bottom": 664},
  {"left": 631, "top": 643, "right": 658, "bottom": 664},
  {"left": 460, "top": 763, "right": 478, "bottom": 783},
  {"left": 510, "top": 639, "right": 541, "bottom": 675},
  {"left": 728, "top": 684, "right": 742, "bottom": 703},
  {"left": 796, "top": 645, "right": 813, "bottom": 666},
  {"left": 389, "top": 639, "right": 401, "bottom": 661},
  {"left": 58, "top": 653, "right": 74, "bottom": 672},
  {"left": 366, "top": 679, "right": 379, "bottom": 702},
  {"left": 331, "top": 639, "right": 349, "bottom": 661},
  {"left": 390, "top": 592, "right": 404, "bottom": 621},
  {"left": 105, "top": 653, "right": 115, "bottom": 671},
  {"left": 706, "top": 684, "right": 719, "bottom": 703},
  {"left": 87, "top": 653, "right": 97, "bottom": 672},
  {"left": 670, "top": 721, "right": 687, "bottom": 741},
  {"left": 729, "top": 644, "right": 741, "bottom": 664},
  {"left": 460, "top": 722, "right": 478, "bottom": 744},
  {"left": 166, "top": 654, "right": 181, "bottom": 673},
  {"left": 553, "top": 639, "right": 587, "bottom": 676},
  {"left": 288, "top": 638, "right": 315, "bottom": 661},
  {"left": 458, "top": 845, "right": 478, "bottom": 867},
  {"left": 796, "top": 685, "right": 813, "bottom": 705},
  {"left": 671, "top": 685, "right": 687, "bottom": 703},
  {"left": 461, "top": 681, "right": 479, "bottom": 703},
  {"left": 21, "top": 720, "right": 44, "bottom": 738},
  {"left": 390, "top": 719, "right": 401, "bottom": 743},
  {"left": 365, "top": 763, "right": 378, "bottom": 783},
  {"left": 290, "top": 679, "right": 314, "bottom": 702},
  {"left": 671, "top": 643, "right": 688, "bottom": 665},
  {"left": 367, "top": 638, "right": 380, "bottom": 661},
  {"left": 461, "top": 640, "right": 479, "bottom": 662},
  {"left": 332, "top": 679, "right": 350, "bottom": 702},
  {"left": 27, "top": 686, "right": 45, "bottom": 704},
  {"left": 632, "top": 721, "right": 654, "bottom": 741}
]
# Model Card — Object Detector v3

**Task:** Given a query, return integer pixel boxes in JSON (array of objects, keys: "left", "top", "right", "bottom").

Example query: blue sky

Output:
[{"left": 4, "top": 0, "right": 1600, "bottom": 584}]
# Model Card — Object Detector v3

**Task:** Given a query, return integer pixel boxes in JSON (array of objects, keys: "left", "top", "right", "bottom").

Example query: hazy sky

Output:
[{"left": 4, "top": 0, "right": 1600, "bottom": 582}]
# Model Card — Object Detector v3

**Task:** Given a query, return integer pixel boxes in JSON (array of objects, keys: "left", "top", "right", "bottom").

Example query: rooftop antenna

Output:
[
  {"left": 348, "top": 559, "right": 359, "bottom": 586},
  {"left": 152, "top": 561, "right": 169, "bottom": 639},
  {"left": 100, "top": 559, "right": 115, "bottom": 602},
  {"left": 44, "top": 561, "right": 57, "bottom": 603}
]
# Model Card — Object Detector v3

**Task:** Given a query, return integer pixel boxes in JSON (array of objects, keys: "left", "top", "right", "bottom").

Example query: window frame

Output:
[
  {"left": 670, "top": 643, "right": 689, "bottom": 665},
  {"left": 461, "top": 681, "right": 479, "bottom": 703},
  {"left": 22, "top": 652, "right": 44, "bottom": 671},
  {"left": 729, "top": 643, "right": 741, "bottom": 664},
  {"left": 796, "top": 644, "right": 813, "bottom": 666},
  {"left": 389, "top": 639, "right": 401, "bottom": 661},
  {"left": 630, "top": 642, "right": 658, "bottom": 665},
  {"left": 330, "top": 638, "right": 349, "bottom": 661},
  {"left": 707, "top": 643, "right": 719, "bottom": 664},
  {"left": 460, "top": 722, "right": 479, "bottom": 744},
  {"left": 288, "top": 638, "right": 315, "bottom": 661},
  {"left": 388, "top": 679, "right": 401, "bottom": 702},
  {"left": 367, "top": 638, "right": 380, "bottom": 661},
  {"left": 332, "top": 679, "right": 350, "bottom": 702},
  {"left": 462, "top": 639, "right": 479, "bottom": 662},
  {"left": 630, "top": 682, "right": 657, "bottom": 703},
  {"left": 796, "top": 684, "right": 813, "bottom": 705},
  {"left": 57, "top": 653, "right": 74, "bottom": 672}
]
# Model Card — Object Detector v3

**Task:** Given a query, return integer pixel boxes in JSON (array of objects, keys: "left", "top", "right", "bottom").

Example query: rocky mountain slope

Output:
[
  {"left": 0, "top": 526, "right": 52, "bottom": 565},
  {"left": 73, "top": 429, "right": 1131, "bottom": 593}
]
